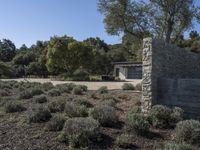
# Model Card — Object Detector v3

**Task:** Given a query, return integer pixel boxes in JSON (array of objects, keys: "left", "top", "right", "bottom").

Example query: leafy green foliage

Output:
[
  {"left": 135, "top": 83, "right": 142, "bottom": 91},
  {"left": 13, "top": 51, "right": 36, "bottom": 66},
  {"left": 122, "top": 83, "right": 135, "bottom": 90},
  {"left": 115, "top": 134, "right": 133, "bottom": 149},
  {"left": 45, "top": 115, "right": 66, "bottom": 131},
  {"left": 125, "top": 109, "right": 150, "bottom": 135},
  {"left": 48, "top": 99, "right": 66, "bottom": 113},
  {"left": 42, "top": 82, "right": 54, "bottom": 91},
  {"left": 102, "top": 99, "right": 116, "bottom": 107},
  {"left": 59, "top": 117, "right": 100, "bottom": 148},
  {"left": 92, "top": 52, "right": 113, "bottom": 75},
  {"left": 149, "top": 105, "right": 185, "bottom": 128},
  {"left": 47, "top": 89, "right": 61, "bottom": 97},
  {"left": 149, "top": 105, "right": 171, "bottom": 128},
  {"left": 170, "top": 107, "right": 185, "bottom": 126},
  {"left": 72, "top": 86, "right": 83, "bottom": 95},
  {"left": 98, "top": 0, "right": 200, "bottom": 43},
  {"left": 98, "top": 86, "right": 108, "bottom": 94},
  {"left": 175, "top": 120, "right": 200, "bottom": 146},
  {"left": 0, "top": 39, "right": 16, "bottom": 62},
  {"left": 177, "top": 33, "right": 200, "bottom": 53},
  {"left": 0, "top": 61, "right": 14, "bottom": 78},
  {"left": 98, "top": 0, "right": 151, "bottom": 39},
  {"left": 83, "top": 37, "right": 109, "bottom": 52},
  {"left": 128, "top": 106, "right": 142, "bottom": 114},
  {"left": 65, "top": 83, "right": 76, "bottom": 91},
  {"left": 65, "top": 102, "right": 88, "bottom": 117},
  {"left": 0, "top": 35, "right": 129, "bottom": 77},
  {"left": 29, "top": 107, "right": 52, "bottom": 123},
  {"left": 0, "top": 89, "right": 10, "bottom": 96},
  {"left": 4, "top": 101, "right": 26, "bottom": 113},
  {"left": 46, "top": 36, "right": 93, "bottom": 74},
  {"left": 151, "top": 0, "right": 199, "bottom": 43},
  {"left": 84, "top": 37, "right": 119, "bottom": 74},
  {"left": 55, "top": 84, "right": 70, "bottom": 93},
  {"left": 164, "top": 142, "right": 195, "bottom": 150},
  {"left": 35, "top": 95, "right": 47, "bottom": 103},
  {"left": 77, "top": 85, "right": 88, "bottom": 92},
  {"left": 30, "top": 88, "right": 43, "bottom": 96},
  {"left": 89, "top": 105, "right": 118, "bottom": 127},
  {"left": 72, "top": 69, "right": 90, "bottom": 81},
  {"left": 74, "top": 98, "right": 93, "bottom": 108},
  {"left": 19, "top": 90, "right": 33, "bottom": 99}
]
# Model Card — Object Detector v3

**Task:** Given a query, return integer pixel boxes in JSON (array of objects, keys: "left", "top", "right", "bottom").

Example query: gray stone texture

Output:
[
  {"left": 142, "top": 38, "right": 200, "bottom": 119},
  {"left": 157, "top": 78, "right": 200, "bottom": 119},
  {"left": 142, "top": 38, "right": 153, "bottom": 113}
]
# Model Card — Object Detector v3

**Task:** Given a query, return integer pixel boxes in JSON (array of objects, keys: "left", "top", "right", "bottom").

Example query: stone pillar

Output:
[{"left": 142, "top": 38, "right": 153, "bottom": 113}]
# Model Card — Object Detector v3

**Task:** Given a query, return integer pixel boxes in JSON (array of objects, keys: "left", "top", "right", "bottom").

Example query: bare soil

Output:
[
  {"left": 1, "top": 78, "right": 142, "bottom": 90},
  {"left": 0, "top": 82, "right": 173, "bottom": 150}
]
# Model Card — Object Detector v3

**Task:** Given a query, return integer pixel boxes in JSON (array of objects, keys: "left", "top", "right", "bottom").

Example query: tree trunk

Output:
[{"left": 165, "top": 20, "right": 174, "bottom": 43}]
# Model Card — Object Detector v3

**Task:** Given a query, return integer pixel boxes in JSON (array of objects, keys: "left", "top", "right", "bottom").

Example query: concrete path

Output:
[{"left": 1, "top": 78, "right": 142, "bottom": 90}]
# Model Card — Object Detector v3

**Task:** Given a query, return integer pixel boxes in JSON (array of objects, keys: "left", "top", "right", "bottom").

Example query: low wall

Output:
[
  {"left": 157, "top": 78, "right": 200, "bottom": 119},
  {"left": 142, "top": 38, "right": 200, "bottom": 119}
]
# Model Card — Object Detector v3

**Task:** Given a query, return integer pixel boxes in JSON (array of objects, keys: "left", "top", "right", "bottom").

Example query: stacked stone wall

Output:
[{"left": 142, "top": 38, "right": 200, "bottom": 118}]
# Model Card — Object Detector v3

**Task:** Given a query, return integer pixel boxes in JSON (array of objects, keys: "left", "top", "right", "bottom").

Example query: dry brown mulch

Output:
[{"left": 0, "top": 89, "right": 173, "bottom": 150}]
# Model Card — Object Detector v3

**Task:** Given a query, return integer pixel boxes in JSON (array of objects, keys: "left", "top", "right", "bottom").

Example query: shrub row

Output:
[
  {"left": 5, "top": 101, "right": 26, "bottom": 113},
  {"left": 29, "top": 107, "right": 52, "bottom": 123},
  {"left": 175, "top": 120, "right": 200, "bottom": 146},
  {"left": 45, "top": 115, "right": 66, "bottom": 131},
  {"left": 65, "top": 102, "right": 88, "bottom": 117},
  {"left": 59, "top": 117, "right": 100, "bottom": 148},
  {"left": 89, "top": 105, "right": 118, "bottom": 127},
  {"left": 122, "top": 83, "right": 142, "bottom": 91},
  {"left": 125, "top": 106, "right": 150, "bottom": 135},
  {"left": 149, "top": 105, "right": 185, "bottom": 129}
]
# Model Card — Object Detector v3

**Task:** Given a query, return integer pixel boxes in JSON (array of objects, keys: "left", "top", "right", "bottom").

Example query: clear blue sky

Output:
[
  {"left": 0, "top": 0, "right": 199, "bottom": 48},
  {"left": 0, "top": 0, "right": 121, "bottom": 48}
]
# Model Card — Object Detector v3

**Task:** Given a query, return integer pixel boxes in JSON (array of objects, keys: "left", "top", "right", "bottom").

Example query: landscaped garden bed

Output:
[{"left": 0, "top": 81, "right": 199, "bottom": 150}]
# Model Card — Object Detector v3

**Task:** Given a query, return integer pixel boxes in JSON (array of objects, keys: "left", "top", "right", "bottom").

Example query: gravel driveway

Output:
[{"left": 1, "top": 78, "right": 142, "bottom": 90}]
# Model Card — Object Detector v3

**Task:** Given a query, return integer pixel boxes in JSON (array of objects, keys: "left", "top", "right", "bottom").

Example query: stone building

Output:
[{"left": 142, "top": 38, "right": 200, "bottom": 119}]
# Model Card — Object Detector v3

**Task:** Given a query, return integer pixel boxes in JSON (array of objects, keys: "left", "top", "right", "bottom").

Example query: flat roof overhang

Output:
[{"left": 112, "top": 61, "right": 142, "bottom": 67}]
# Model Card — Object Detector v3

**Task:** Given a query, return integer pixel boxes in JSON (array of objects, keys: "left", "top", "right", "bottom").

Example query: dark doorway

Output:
[{"left": 116, "top": 68, "right": 119, "bottom": 77}]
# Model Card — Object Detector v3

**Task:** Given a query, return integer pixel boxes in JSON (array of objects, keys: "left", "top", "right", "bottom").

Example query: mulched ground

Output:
[{"left": 0, "top": 85, "right": 173, "bottom": 150}]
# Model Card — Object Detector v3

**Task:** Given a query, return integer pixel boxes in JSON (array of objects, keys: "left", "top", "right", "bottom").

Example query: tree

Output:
[
  {"left": 189, "top": 30, "right": 199, "bottom": 39},
  {"left": 98, "top": 0, "right": 200, "bottom": 43},
  {"left": 108, "top": 44, "right": 128, "bottom": 62},
  {"left": 29, "top": 40, "right": 49, "bottom": 77},
  {"left": 150, "top": 0, "right": 200, "bottom": 43},
  {"left": 68, "top": 41, "right": 94, "bottom": 72},
  {"left": 98, "top": 0, "right": 152, "bottom": 40},
  {"left": 83, "top": 37, "right": 109, "bottom": 52},
  {"left": 13, "top": 51, "right": 36, "bottom": 66},
  {"left": 122, "top": 33, "right": 143, "bottom": 60},
  {"left": 27, "top": 62, "right": 40, "bottom": 76},
  {"left": 0, "top": 39, "right": 16, "bottom": 62},
  {"left": 0, "top": 61, "right": 13, "bottom": 77},
  {"left": 92, "top": 52, "right": 112, "bottom": 75},
  {"left": 19, "top": 44, "right": 28, "bottom": 51},
  {"left": 46, "top": 36, "right": 93, "bottom": 75}
]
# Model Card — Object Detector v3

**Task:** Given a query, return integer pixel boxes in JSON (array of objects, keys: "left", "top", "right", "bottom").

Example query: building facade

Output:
[{"left": 113, "top": 62, "right": 142, "bottom": 80}]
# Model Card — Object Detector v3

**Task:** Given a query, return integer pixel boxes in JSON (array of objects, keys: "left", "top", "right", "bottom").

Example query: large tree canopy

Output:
[
  {"left": 46, "top": 36, "right": 94, "bottom": 74},
  {"left": 151, "top": 0, "right": 200, "bottom": 43},
  {"left": 83, "top": 37, "right": 110, "bottom": 52},
  {"left": 98, "top": 0, "right": 200, "bottom": 43},
  {"left": 0, "top": 39, "right": 16, "bottom": 62},
  {"left": 98, "top": 0, "right": 152, "bottom": 39}
]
